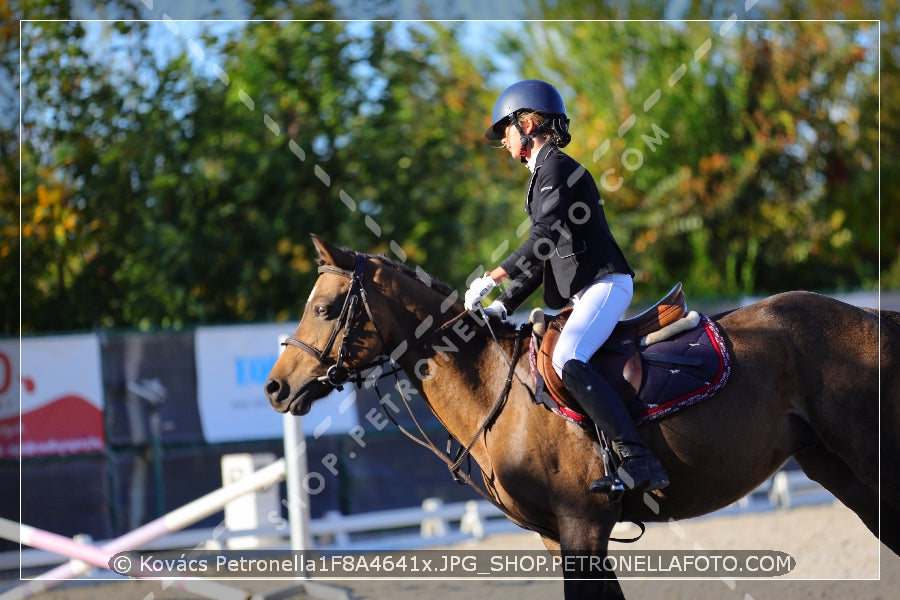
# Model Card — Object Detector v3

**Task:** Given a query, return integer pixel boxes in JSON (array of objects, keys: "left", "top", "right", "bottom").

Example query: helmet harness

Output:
[{"left": 508, "top": 113, "right": 553, "bottom": 164}]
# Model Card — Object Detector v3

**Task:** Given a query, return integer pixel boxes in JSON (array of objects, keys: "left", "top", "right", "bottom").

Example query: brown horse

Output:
[{"left": 265, "top": 235, "right": 900, "bottom": 600}]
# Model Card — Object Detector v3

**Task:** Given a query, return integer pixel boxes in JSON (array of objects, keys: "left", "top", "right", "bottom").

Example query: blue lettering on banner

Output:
[{"left": 235, "top": 355, "right": 278, "bottom": 386}]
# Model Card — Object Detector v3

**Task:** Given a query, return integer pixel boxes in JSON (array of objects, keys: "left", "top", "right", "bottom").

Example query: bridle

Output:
[
  {"left": 279, "top": 252, "right": 647, "bottom": 544},
  {"left": 279, "top": 253, "right": 526, "bottom": 507},
  {"left": 281, "top": 254, "right": 650, "bottom": 542},
  {"left": 281, "top": 253, "right": 385, "bottom": 390}
]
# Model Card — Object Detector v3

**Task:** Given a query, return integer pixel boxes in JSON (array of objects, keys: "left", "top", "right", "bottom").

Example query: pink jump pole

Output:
[
  {"left": 0, "top": 517, "right": 247, "bottom": 600},
  {"left": 0, "top": 458, "right": 286, "bottom": 600}
]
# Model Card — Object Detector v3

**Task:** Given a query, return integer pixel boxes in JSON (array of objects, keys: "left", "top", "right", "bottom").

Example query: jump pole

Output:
[
  {"left": 1, "top": 458, "right": 286, "bottom": 600},
  {"left": 0, "top": 517, "right": 247, "bottom": 600}
]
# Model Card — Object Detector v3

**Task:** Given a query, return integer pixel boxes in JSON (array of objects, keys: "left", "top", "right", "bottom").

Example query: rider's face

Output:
[{"left": 501, "top": 117, "right": 536, "bottom": 161}]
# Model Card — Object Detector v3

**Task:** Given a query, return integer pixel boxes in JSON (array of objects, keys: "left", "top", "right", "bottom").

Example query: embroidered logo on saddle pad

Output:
[{"left": 528, "top": 308, "right": 732, "bottom": 427}]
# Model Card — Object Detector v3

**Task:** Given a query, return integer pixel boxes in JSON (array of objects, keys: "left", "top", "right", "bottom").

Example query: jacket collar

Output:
[{"left": 527, "top": 143, "right": 555, "bottom": 172}]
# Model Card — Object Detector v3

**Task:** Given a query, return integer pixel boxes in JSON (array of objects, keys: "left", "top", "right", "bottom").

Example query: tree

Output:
[
  {"left": 11, "top": 0, "right": 889, "bottom": 333},
  {"left": 14, "top": 7, "right": 159, "bottom": 332},
  {"left": 0, "top": 0, "right": 19, "bottom": 334},
  {"left": 498, "top": 8, "right": 885, "bottom": 301},
  {"left": 11, "top": 1, "right": 523, "bottom": 332}
]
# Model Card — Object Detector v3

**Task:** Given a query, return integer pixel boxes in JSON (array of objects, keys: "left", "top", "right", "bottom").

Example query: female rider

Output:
[{"left": 463, "top": 79, "right": 669, "bottom": 493}]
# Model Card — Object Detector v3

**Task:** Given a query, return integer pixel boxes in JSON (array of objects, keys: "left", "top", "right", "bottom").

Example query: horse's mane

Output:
[{"left": 368, "top": 252, "right": 457, "bottom": 298}]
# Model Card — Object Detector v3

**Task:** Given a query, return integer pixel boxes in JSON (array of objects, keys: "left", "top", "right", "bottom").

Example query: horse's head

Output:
[{"left": 265, "top": 234, "right": 387, "bottom": 415}]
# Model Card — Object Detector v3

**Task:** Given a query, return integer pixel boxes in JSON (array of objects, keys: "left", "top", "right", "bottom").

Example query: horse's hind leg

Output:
[{"left": 793, "top": 444, "right": 900, "bottom": 554}]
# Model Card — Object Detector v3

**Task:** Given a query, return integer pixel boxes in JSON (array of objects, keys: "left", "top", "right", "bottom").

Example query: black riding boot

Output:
[{"left": 561, "top": 359, "right": 670, "bottom": 492}]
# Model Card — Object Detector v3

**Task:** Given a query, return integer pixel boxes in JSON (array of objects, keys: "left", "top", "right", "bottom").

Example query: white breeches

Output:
[{"left": 551, "top": 273, "right": 633, "bottom": 378}]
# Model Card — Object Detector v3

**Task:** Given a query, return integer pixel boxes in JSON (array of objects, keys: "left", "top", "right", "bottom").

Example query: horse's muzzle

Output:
[{"left": 265, "top": 377, "right": 331, "bottom": 415}]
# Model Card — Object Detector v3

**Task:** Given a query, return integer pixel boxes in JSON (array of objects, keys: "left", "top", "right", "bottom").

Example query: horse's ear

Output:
[{"left": 310, "top": 234, "right": 355, "bottom": 270}]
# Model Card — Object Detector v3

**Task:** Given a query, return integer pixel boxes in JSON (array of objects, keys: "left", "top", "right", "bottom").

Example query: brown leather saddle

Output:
[{"left": 534, "top": 283, "right": 689, "bottom": 412}]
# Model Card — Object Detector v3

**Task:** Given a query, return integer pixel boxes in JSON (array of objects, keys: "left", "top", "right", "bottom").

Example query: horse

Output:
[{"left": 265, "top": 235, "right": 900, "bottom": 600}]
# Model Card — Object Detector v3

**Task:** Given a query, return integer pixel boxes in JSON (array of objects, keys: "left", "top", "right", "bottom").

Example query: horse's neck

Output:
[{"left": 389, "top": 302, "right": 519, "bottom": 440}]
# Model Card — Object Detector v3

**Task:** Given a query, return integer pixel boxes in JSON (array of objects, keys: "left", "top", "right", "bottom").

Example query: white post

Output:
[
  {"left": 256, "top": 336, "right": 350, "bottom": 600},
  {"left": 279, "top": 335, "right": 313, "bottom": 564}
]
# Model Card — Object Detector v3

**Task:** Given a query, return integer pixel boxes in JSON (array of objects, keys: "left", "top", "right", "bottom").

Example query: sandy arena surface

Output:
[{"left": 2, "top": 502, "right": 896, "bottom": 600}]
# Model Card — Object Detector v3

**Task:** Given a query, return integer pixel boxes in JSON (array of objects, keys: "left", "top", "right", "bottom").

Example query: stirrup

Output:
[
  {"left": 592, "top": 427, "right": 626, "bottom": 502},
  {"left": 590, "top": 476, "right": 625, "bottom": 502}
]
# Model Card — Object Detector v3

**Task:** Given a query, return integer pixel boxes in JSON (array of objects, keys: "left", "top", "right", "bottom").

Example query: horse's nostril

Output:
[{"left": 265, "top": 378, "right": 283, "bottom": 400}]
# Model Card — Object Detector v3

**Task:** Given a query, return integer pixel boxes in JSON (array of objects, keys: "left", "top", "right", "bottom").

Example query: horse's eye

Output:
[{"left": 314, "top": 305, "right": 328, "bottom": 317}]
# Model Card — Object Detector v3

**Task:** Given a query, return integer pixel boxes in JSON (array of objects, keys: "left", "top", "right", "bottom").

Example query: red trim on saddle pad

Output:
[{"left": 529, "top": 314, "right": 732, "bottom": 428}]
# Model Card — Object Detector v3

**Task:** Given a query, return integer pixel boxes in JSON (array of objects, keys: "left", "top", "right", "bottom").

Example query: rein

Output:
[
  {"left": 281, "top": 253, "right": 644, "bottom": 543},
  {"left": 281, "top": 254, "right": 557, "bottom": 536},
  {"left": 369, "top": 325, "right": 566, "bottom": 539},
  {"left": 377, "top": 323, "right": 526, "bottom": 481}
]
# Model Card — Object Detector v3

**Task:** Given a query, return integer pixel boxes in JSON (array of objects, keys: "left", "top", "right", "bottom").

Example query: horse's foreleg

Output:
[
  {"left": 562, "top": 560, "right": 624, "bottom": 600},
  {"left": 557, "top": 517, "right": 625, "bottom": 600}
]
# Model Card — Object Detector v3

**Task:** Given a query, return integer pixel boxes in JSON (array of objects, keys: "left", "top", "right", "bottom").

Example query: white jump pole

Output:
[
  {"left": 1, "top": 458, "right": 286, "bottom": 600},
  {"left": 0, "top": 517, "right": 247, "bottom": 600}
]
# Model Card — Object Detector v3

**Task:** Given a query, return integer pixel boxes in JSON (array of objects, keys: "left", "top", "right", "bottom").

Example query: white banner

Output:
[
  {"left": 195, "top": 323, "right": 360, "bottom": 443},
  {"left": 0, "top": 334, "right": 105, "bottom": 458}
]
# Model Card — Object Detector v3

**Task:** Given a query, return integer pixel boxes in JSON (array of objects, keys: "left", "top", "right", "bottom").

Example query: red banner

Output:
[{"left": 0, "top": 334, "right": 105, "bottom": 459}]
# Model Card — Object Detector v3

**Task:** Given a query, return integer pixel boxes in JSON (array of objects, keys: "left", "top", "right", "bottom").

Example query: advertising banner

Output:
[
  {"left": 0, "top": 334, "right": 105, "bottom": 459},
  {"left": 195, "top": 323, "right": 360, "bottom": 443},
  {"left": 101, "top": 330, "right": 203, "bottom": 446}
]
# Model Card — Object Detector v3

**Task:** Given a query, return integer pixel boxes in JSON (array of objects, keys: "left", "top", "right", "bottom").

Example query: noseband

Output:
[{"left": 281, "top": 254, "right": 382, "bottom": 390}]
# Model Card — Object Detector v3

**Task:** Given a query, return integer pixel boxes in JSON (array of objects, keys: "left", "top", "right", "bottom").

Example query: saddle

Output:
[{"left": 531, "top": 283, "right": 731, "bottom": 425}]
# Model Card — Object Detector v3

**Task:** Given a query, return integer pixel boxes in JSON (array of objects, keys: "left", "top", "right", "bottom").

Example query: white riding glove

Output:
[
  {"left": 483, "top": 300, "right": 508, "bottom": 321},
  {"left": 464, "top": 274, "right": 497, "bottom": 311}
]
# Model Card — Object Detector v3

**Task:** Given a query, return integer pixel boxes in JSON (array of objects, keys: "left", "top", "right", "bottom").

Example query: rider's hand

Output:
[
  {"left": 464, "top": 274, "right": 497, "bottom": 311},
  {"left": 483, "top": 300, "right": 508, "bottom": 321}
]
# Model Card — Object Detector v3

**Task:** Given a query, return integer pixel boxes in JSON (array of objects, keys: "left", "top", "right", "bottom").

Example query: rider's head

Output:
[{"left": 485, "top": 79, "right": 571, "bottom": 162}]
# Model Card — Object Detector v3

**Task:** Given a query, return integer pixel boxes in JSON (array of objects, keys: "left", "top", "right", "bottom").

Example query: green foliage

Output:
[
  {"left": 9, "top": 2, "right": 521, "bottom": 332},
  {"left": 5, "top": 0, "right": 893, "bottom": 333},
  {"left": 501, "top": 14, "right": 886, "bottom": 302}
]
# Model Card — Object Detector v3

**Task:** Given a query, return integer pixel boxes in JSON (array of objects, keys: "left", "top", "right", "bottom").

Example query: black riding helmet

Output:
[{"left": 485, "top": 79, "right": 571, "bottom": 161}]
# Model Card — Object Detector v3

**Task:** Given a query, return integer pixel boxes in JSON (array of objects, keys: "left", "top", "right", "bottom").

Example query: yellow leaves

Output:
[
  {"left": 23, "top": 182, "right": 80, "bottom": 244},
  {"left": 830, "top": 228, "right": 853, "bottom": 249},
  {"left": 828, "top": 209, "right": 853, "bottom": 249},
  {"left": 744, "top": 148, "right": 759, "bottom": 164},
  {"left": 279, "top": 238, "right": 311, "bottom": 273},
  {"left": 776, "top": 110, "right": 796, "bottom": 139},
  {"left": 62, "top": 212, "right": 77, "bottom": 232},
  {"left": 634, "top": 229, "right": 658, "bottom": 254},
  {"left": 698, "top": 152, "right": 729, "bottom": 173},
  {"left": 37, "top": 183, "right": 62, "bottom": 207},
  {"left": 829, "top": 209, "right": 846, "bottom": 230}
]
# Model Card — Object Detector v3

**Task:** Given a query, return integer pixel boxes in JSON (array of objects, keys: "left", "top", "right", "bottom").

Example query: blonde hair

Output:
[{"left": 516, "top": 111, "right": 569, "bottom": 147}]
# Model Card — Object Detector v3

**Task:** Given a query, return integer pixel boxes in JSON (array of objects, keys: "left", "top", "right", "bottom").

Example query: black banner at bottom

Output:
[{"left": 109, "top": 549, "right": 795, "bottom": 579}]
